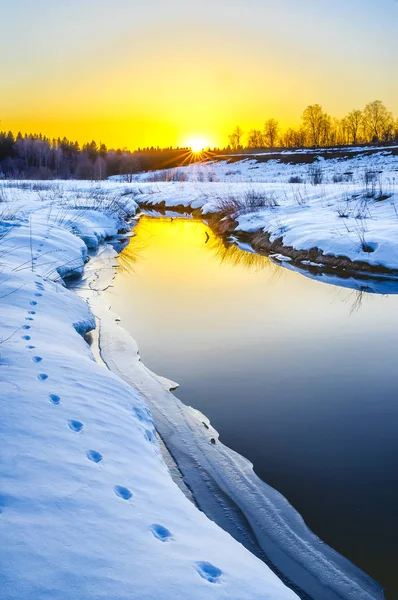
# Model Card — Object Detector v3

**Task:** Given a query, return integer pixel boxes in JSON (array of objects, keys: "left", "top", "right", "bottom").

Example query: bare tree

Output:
[
  {"left": 344, "top": 109, "right": 362, "bottom": 144},
  {"left": 228, "top": 125, "right": 244, "bottom": 151},
  {"left": 263, "top": 119, "right": 279, "bottom": 147},
  {"left": 363, "top": 100, "right": 393, "bottom": 142},
  {"left": 281, "top": 127, "right": 307, "bottom": 148},
  {"left": 302, "top": 104, "right": 330, "bottom": 147},
  {"left": 247, "top": 129, "right": 264, "bottom": 148}
]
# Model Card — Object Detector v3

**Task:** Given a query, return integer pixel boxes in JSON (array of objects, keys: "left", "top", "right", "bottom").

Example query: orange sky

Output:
[{"left": 1, "top": 0, "right": 397, "bottom": 149}]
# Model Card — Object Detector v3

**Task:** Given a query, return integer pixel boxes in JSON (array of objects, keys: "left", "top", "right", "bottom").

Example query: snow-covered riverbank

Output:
[
  {"left": 0, "top": 186, "right": 299, "bottom": 600},
  {"left": 0, "top": 172, "right": 387, "bottom": 599},
  {"left": 127, "top": 147, "right": 398, "bottom": 275}
]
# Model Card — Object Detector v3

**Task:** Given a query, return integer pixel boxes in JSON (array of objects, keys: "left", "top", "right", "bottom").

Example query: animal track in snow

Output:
[
  {"left": 144, "top": 429, "right": 156, "bottom": 443},
  {"left": 22, "top": 335, "right": 31, "bottom": 341},
  {"left": 25, "top": 317, "right": 34, "bottom": 321},
  {"left": 32, "top": 356, "right": 42, "bottom": 363},
  {"left": 49, "top": 394, "right": 60, "bottom": 405},
  {"left": 22, "top": 325, "right": 31, "bottom": 330},
  {"left": 86, "top": 450, "right": 103, "bottom": 463},
  {"left": 30, "top": 301, "right": 37, "bottom": 306},
  {"left": 113, "top": 486, "right": 132, "bottom": 500},
  {"left": 28, "top": 311, "right": 36, "bottom": 315},
  {"left": 195, "top": 562, "right": 222, "bottom": 584},
  {"left": 37, "top": 374, "right": 48, "bottom": 381},
  {"left": 34, "top": 293, "right": 42, "bottom": 298},
  {"left": 150, "top": 524, "right": 172, "bottom": 542},
  {"left": 68, "top": 420, "right": 83, "bottom": 432},
  {"left": 26, "top": 345, "right": 35, "bottom": 350},
  {"left": 133, "top": 406, "right": 152, "bottom": 423}
]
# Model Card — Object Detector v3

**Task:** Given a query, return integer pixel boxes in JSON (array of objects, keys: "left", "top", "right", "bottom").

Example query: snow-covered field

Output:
[
  {"left": 134, "top": 146, "right": 398, "bottom": 185},
  {"left": 1, "top": 149, "right": 393, "bottom": 600}
]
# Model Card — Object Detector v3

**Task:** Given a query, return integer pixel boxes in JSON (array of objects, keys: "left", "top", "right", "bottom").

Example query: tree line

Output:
[
  {"left": 1, "top": 100, "right": 397, "bottom": 180},
  {"left": 0, "top": 131, "right": 195, "bottom": 180},
  {"left": 229, "top": 100, "right": 398, "bottom": 150}
]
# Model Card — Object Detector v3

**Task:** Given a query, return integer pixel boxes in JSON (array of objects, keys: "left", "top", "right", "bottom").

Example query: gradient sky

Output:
[{"left": 1, "top": 0, "right": 397, "bottom": 148}]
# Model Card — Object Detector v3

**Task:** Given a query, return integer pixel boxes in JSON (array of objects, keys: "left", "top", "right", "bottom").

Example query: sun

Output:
[{"left": 187, "top": 137, "right": 209, "bottom": 153}]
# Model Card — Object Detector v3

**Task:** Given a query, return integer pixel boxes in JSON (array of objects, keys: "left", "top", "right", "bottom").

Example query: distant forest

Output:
[
  {"left": 1, "top": 101, "right": 397, "bottom": 180},
  {"left": 0, "top": 134, "right": 194, "bottom": 180}
]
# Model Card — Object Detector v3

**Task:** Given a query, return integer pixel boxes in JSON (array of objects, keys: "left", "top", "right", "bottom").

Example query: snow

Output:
[
  {"left": 115, "top": 146, "right": 398, "bottom": 273},
  {"left": 1, "top": 149, "right": 393, "bottom": 600},
  {"left": 111, "top": 146, "right": 398, "bottom": 186},
  {"left": 0, "top": 184, "right": 298, "bottom": 600}
]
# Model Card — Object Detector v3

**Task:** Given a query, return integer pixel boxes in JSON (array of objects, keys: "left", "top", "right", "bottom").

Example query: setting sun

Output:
[{"left": 187, "top": 138, "right": 209, "bottom": 153}]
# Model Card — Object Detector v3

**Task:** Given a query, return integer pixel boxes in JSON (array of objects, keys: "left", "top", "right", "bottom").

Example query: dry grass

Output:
[
  {"left": 212, "top": 189, "right": 279, "bottom": 219},
  {"left": 145, "top": 168, "right": 188, "bottom": 182}
]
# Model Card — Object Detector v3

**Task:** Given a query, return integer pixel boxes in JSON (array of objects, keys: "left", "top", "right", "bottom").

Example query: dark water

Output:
[{"left": 107, "top": 216, "right": 398, "bottom": 598}]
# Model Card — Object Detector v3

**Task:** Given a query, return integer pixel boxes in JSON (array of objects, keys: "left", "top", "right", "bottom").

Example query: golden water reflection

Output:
[{"left": 118, "top": 215, "right": 273, "bottom": 275}]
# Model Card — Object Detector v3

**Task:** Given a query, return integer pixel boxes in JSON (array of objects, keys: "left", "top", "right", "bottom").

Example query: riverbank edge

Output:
[{"left": 137, "top": 199, "right": 398, "bottom": 280}]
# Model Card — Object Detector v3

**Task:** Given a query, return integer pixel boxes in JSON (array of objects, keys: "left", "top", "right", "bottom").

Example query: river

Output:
[{"left": 105, "top": 214, "right": 398, "bottom": 597}]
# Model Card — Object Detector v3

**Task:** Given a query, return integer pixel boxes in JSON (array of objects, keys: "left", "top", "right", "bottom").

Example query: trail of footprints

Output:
[{"left": 22, "top": 277, "right": 223, "bottom": 585}]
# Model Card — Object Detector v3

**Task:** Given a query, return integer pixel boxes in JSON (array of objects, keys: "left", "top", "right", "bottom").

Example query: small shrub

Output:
[
  {"left": 336, "top": 201, "right": 351, "bottom": 218},
  {"left": 333, "top": 172, "right": 354, "bottom": 184},
  {"left": 146, "top": 168, "right": 188, "bottom": 182},
  {"left": 309, "top": 164, "right": 323, "bottom": 185},
  {"left": 123, "top": 173, "right": 136, "bottom": 183},
  {"left": 212, "top": 189, "right": 279, "bottom": 218},
  {"left": 273, "top": 218, "right": 289, "bottom": 236},
  {"left": 291, "top": 188, "right": 307, "bottom": 206},
  {"left": 0, "top": 187, "right": 8, "bottom": 203},
  {"left": 207, "top": 172, "right": 218, "bottom": 182},
  {"left": 353, "top": 218, "right": 375, "bottom": 253},
  {"left": 362, "top": 169, "right": 391, "bottom": 201},
  {"left": 288, "top": 175, "right": 303, "bottom": 184},
  {"left": 363, "top": 169, "right": 379, "bottom": 198},
  {"left": 212, "top": 196, "right": 241, "bottom": 218},
  {"left": 244, "top": 189, "right": 279, "bottom": 210},
  {"left": 35, "top": 182, "right": 64, "bottom": 202},
  {"left": 333, "top": 173, "right": 344, "bottom": 183},
  {"left": 170, "top": 169, "right": 188, "bottom": 182}
]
